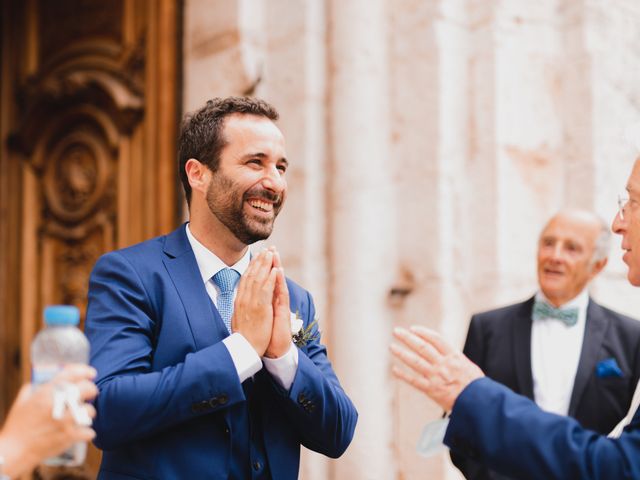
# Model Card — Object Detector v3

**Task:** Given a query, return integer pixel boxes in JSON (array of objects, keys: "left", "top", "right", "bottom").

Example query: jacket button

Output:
[
  {"left": 298, "top": 393, "right": 306, "bottom": 404},
  {"left": 253, "top": 461, "right": 261, "bottom": 471},
  {"left": 208, "top": 397, "right": 219, "bottom": 408},
  {"left": 218, "top": 394, "right": 228, "bottom": 405},
  {"left": 223, "top": 426, "right": 230, "bottom": 435}
]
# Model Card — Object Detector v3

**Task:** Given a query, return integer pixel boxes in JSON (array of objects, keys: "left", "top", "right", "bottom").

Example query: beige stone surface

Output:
[{"left": 182, "top": 1, "right": 640, "bottom": 478}]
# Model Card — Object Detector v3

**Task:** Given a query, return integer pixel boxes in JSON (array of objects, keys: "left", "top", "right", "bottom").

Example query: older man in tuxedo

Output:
[
  {"left": 453, "top": 210, "right": 640, "bottom": 480},
  {"left": 86, "top": 97, "right": 357, "bottom": 479},
  {"left": 391, "top": 156, "right": 640, "bottom": 479}
]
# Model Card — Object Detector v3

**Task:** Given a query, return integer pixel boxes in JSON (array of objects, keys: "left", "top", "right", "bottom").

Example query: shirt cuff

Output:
[
  {"left": 222, "top": 333, "right": 262, "bottom": 383},
  {"left": 262, "top": 343, "right": 299, "bottom": 391}
]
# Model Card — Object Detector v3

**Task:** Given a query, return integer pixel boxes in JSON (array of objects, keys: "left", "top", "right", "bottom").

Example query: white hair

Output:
[{"left": 592, "top": 216, "right": 611, "bottom": 264}]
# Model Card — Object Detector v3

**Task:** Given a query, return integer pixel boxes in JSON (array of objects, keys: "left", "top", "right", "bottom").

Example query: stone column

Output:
[
  {"left": 587, "top": 0, "right": 640, "bottom": 318},
  {"left": 259, "top": 1, "right": 330, "bottom": 478},
  {"left": 327, "top": 0, "right": 397, "bottom": 478},
  {"left": 182, "top": 0, "right": 265, "bottom": 111}
]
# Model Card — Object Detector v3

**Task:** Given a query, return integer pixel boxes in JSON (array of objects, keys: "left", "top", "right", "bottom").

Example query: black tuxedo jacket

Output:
[{"left": 452, "top": 296, "right": 640, "bottom": 480}]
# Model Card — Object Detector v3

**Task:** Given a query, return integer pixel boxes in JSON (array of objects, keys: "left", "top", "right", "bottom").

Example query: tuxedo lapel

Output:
[
  {"left": 162, "top": 224, "right": 229, "bottom": 351},
  {"left": 514, "top": 298, "right": 535, "bottom": 400},
  {"left": 568, "top": 299, "right": 607, "bottom": 416}
]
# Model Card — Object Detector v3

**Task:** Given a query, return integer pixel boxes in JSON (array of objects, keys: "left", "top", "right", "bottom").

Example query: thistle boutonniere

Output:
[{"left": 290, "top": 311, "right": 319, "bottom": 348}]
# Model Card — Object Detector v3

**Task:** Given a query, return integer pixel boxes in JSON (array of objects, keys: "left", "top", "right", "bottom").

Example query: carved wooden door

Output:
[{"left": 0, "top": 0, "right": 179, "bottom": 477}]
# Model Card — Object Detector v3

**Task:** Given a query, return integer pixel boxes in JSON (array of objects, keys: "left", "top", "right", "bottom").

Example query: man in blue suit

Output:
[
  {"left": 86, "top": 97, "right": 357, "bottom": 479},
  {"left": 391, "top": 157, "right": 640, "bottom": 479}
]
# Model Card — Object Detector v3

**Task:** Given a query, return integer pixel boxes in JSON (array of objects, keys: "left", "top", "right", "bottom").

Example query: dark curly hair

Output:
[{"left": 178, "top": 97, "right": 279, "bottom": 205}]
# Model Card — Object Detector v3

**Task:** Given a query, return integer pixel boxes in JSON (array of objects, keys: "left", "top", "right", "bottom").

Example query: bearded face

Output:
[{"left": 206, "top": 168, "right": 284, "bottom": 245}]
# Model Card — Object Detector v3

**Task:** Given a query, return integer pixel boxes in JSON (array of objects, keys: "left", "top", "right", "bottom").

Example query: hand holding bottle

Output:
[{"left": 0, "top": 364, "right": 98, "bottom": 479}]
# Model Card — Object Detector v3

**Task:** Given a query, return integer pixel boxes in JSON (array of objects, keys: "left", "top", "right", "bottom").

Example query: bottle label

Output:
[{"left": 32, "top": 364, "right": 64, "bottom": 385}]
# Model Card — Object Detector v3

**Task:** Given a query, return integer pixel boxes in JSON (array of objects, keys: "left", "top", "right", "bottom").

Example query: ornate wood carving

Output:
[
  {"left": 1, "top": 0, "right": 179, "bottom": 477},
  {"left": 38, "top": 0, "right": 124, "bottom": 66}
]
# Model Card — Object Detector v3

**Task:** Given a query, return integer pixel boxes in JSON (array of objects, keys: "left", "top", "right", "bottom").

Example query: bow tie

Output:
[{"left": 532, "top": 300, "right": 579, "bottom": 327}]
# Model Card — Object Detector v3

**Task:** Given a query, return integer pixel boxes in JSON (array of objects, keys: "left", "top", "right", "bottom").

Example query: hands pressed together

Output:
[
  {"left": 0, "top": 364, "right": 98, "bottom": 478},
  {"left": 390, "top": 326, "right": 484, "bottom": 411},
  {"left": 232, "top": 247, "right": 292, "bottom": 358}
]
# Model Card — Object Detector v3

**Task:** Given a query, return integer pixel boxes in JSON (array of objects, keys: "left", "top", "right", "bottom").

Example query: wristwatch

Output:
[{"left": 0, "top": 455, "right": 10, "bottom": 480}]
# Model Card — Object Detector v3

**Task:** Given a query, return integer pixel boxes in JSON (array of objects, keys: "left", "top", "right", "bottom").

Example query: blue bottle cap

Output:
[{"left": 43, "top": 305, "right": 80, "bottom": 326}]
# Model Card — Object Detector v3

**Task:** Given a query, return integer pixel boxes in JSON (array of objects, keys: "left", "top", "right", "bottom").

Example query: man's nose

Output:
[
  {"left": 550, "top": 243, "right": 564, "bottom": 260},
  {"left": 612, "top": 211, "right": 625, "bottom": 234},
  {"left": 261, "top": 167, "right": 286, "bottom": 193}
]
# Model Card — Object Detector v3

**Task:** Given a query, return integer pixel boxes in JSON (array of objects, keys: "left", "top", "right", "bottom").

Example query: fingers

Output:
[
  {"left": 272, "top": 247, "right": 282, "bottom": 269},
  {"left": 264, "top": 265, "right": 278, "bottom": 297},
  {"left": 409, "top": 326, "right": 452, "bottom": 356},
  {"left": 241, "top": 250, "right": 274, "bottom": 292},
  {"left": 254, "top": 250, "right": 274, "bottom": 285},
  {"left": 391, "top": 365, "right": 431, "bottom": 394},
  {"left": 76, "top": 379, "right": 99, "bottom": 402},
  {"left": 76, "top": 426, "right": 97, "bottom": 442},
  {"left": 84, "top": 402, "right": 97, "bottom": 420},
  {"left": 53, "top": 364, "right": 97, "bottom": 384},
  {"left": 390, "top": 343, "right": 433, "bottom": 377},
  {"left": 273, "top": 252, "right": 290, "bottom": 308},
  {"left": 51, "top": 365, "right": 99, "bottom": 404},
  {"left": 393, "top": 327, "right": 441, "bottom": 364},
  {"left": 235, "top": 250, "right": 276, "bottom": 312}
]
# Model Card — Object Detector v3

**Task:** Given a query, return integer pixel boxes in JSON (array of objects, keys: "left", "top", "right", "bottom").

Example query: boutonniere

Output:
[{"left": 290, "top": 311, "right": 319, "bottom": 348}]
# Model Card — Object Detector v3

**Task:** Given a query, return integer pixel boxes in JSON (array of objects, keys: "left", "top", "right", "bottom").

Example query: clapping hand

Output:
[
  {"left": 232, "top": 246, "right": 294, "bottom": 359},
  {"left": 231, "top": 249, "right": 278, "bottom": 357}
]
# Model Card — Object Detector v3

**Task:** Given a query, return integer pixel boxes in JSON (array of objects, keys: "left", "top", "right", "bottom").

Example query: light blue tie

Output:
[
  {"left": 212, "top": 268, "right": 240, "bottom": 333},
  {"left": 532, "top": 299, "right": 579, "bottom": 327}
]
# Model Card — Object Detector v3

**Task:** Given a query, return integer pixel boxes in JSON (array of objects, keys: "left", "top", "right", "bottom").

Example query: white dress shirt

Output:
[
  {"left": 185, "top": 224, "right": 298, "bottom": 390},
  {"left": 531, "top": 289, "right": 589, "bottom": 415}
]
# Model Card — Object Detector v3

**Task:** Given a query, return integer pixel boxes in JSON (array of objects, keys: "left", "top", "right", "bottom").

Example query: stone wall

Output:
[{"left": 182, "top": 1, "right": 640, "bottom": 478}]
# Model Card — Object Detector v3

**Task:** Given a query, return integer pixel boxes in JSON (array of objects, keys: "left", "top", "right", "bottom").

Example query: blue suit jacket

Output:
[
  {"left": 85, "top": 225, "right": 357, "bottom": 479},
  {"left": 445, "top": 377, "right": 640, "bottom": 480}
]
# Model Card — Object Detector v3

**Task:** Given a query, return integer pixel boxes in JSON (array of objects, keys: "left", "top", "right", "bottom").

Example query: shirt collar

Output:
[{"left": 185, "top": 223, "right": 251, "bottom": 283}]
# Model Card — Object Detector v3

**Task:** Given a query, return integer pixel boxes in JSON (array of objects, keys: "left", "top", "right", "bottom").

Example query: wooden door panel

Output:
[{"left": 0, "top": 0, "right": 179, "bottom": 477}]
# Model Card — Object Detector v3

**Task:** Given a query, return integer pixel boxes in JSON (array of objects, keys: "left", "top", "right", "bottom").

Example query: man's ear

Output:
[
  {"left": 185, "top": 158, "right": 210, "bottom": 196},
  {"left": 591, "top": 257, "right": 608, "bottom": 277}
]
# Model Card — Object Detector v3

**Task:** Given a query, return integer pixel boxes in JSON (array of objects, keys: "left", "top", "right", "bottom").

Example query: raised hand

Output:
[
  {"left": 231, "top": 249, "right": 278, "bottom": 356},
  {"left": 0, "top": 364, "right": 98, "bottom": 478},
  {"left": 390, "top": 326, "right": 484, "bottom": 411},
  {"left": 264, "top": 249, "right": 292, "bottom": 358}
]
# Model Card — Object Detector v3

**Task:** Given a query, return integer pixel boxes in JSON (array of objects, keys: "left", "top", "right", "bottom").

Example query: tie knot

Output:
[
  {"left": 532, "top": 299, "right": 579, "bottom": 327},
  {"left": 212, "top": 268, "right": 240, "bottom": 293}
]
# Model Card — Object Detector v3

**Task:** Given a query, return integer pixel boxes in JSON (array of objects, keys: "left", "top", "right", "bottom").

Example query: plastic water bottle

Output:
[{"left": 31, "top": 305, "right": 90, "bottom": 466}]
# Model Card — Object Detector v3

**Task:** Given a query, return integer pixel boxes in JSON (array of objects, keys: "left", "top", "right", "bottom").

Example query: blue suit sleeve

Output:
[
  {"left": 445, "top": 377, "right": 640, "bottom": 480},
  {"left": 86, "top": 253, "right": 245, "bottom": 450},
  {"left": 450, "top": 316, "right": 493, "bottom": 480},
  {"left": 268, "top": 290, "right": 358, "bottom": 458}
]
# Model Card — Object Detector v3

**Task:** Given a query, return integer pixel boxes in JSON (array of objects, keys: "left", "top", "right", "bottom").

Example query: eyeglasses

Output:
[{"left": 618, "top": 193, "right": 630, "bottom": 221}]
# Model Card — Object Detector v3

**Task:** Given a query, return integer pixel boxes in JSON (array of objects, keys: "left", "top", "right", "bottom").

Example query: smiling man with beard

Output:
[
  {"left": 85, "top": 97, "right": 357, "bottom": 480},
  {"left": 451, "top": 210, "right": 640, "bottom": 480}
]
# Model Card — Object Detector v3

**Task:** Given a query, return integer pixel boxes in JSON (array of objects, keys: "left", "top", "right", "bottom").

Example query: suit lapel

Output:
[
  {"left": 568, "top": 299, "right": 607, "bottom": 416},
  {"left": 514, "top": 298, "right": 535, "bottom": 399},
  {"left": 162, "top": 224, "right": 229, "bottom": 351}
]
